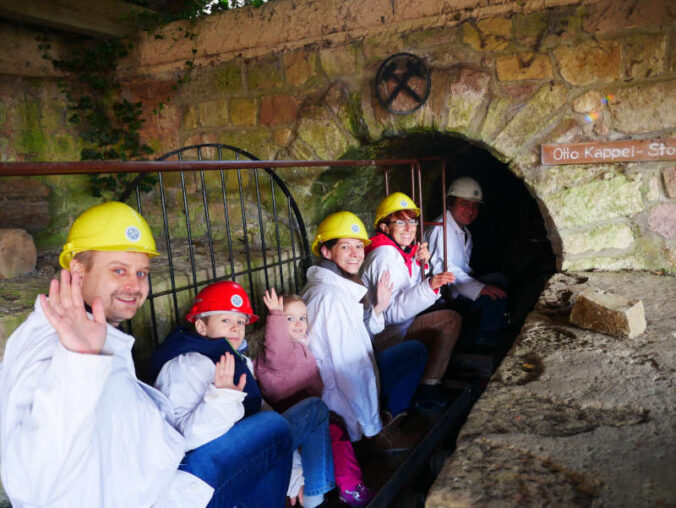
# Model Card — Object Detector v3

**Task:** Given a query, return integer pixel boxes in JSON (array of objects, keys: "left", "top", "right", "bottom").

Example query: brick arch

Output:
[{"left": 284, "top": 75, "right": 567, "bottom": 268}]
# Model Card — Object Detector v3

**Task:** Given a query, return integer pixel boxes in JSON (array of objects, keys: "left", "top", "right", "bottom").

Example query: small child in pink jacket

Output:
[{"left": 255, "top": 289, "right": 374, "bottom": 507}]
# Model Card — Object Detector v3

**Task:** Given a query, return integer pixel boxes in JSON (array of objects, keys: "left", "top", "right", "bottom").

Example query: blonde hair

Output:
[{"left": 281, "top": 294, "right": 305, "bottom": 311}]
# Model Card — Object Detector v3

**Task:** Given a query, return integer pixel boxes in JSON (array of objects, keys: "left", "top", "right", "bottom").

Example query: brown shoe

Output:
[{"left": 372, "top": 412, "right": 420, "bottom": 454}]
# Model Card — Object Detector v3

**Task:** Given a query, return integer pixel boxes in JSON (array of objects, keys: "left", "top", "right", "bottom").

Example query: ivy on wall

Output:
[{"left": 37, "top": 0, "right": 270, "bottom": 197}]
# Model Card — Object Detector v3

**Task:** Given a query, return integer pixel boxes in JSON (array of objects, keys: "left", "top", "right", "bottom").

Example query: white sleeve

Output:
[
  {"left": 307, "top": 293, "right": 382, "bottom": 439},
  {"left": 287, "top": 449, "right": 305, "bottom": 498},
  {"left": 0, "top": 340, "right": 114, "bottom": 503},
  {"left": 155, "top": 352, "right": 246, "bottom": 451},
  {"left": 362, "top": 249, "right": 437, "bottom": 325},
  {"left": 425, "top": 225, "right": 484, "bottom": 301}
]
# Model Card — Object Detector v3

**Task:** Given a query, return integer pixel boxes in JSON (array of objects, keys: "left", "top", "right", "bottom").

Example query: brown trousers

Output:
[
  {"left": 405, "top": 309, "right": 461, "bottom": 381},
  {"left": 373, "top": 309, "right": 462, "bottom": 381}
]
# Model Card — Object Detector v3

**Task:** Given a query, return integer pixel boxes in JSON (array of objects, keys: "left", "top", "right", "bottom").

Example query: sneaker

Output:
[
  {"left": 372, "top": 412, "right": 419, "bottom": 453},
  {"left": 339, "top": 483, "right": 375, "bottom": 507}
]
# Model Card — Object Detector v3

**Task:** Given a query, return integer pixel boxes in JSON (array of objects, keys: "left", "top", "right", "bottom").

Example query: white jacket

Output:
[
  {"left": 0, "top": 297, "right": 213, "bottom": 508},
  {"left": 361, "top": 244, "right": 438, "bottom": 346},
  {"left": 424, "top": 211, "right": 485, "bottom": 301},
  {"left": 155, "top": 352, "right": 304, "bottom": 498},
  {"left": 154, "top": 352, "right": 247, "bottom": 452},
  {"left": 302, "top": 266, "right": 384, "bottom": 441}
]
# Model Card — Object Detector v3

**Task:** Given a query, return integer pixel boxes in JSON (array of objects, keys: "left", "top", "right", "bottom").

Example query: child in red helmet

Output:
[
  {"left": 150, "top": 281, "right": 335, "bottom": 508},
  {"left": 255, "top": 289, "right": 374, "bottom": 507}
]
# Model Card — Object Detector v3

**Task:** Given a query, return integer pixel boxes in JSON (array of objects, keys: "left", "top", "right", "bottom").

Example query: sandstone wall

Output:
[
  {"left": 1, "top": 0, "right": 675, "bottom": 271},
  {"left": 119, "top": 0, "right": 675, "bottom": 273}
]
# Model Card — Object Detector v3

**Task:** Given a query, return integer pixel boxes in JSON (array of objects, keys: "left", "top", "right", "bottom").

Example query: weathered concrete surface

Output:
[{"left": 427, "top": 271, "right": 676, "bottom": 508}]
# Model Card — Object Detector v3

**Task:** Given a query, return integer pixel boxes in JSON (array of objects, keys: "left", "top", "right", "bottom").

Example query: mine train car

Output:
[{"left": 3, "top": 143, "right": 553, "bottom": 507}]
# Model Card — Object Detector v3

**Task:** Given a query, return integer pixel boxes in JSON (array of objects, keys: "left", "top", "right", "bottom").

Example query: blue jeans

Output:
[
  {"left": 179, "top": 411, "right": 293, "bottom": 508},
  {"left": 376, "top": 340, "right": 427, "bottom": 417},
  {"left": 281, "top": 397, "right": 335, "bottom": 497},
  {"left": 457, "top": 273, "right": 508, "bottom": 334}
]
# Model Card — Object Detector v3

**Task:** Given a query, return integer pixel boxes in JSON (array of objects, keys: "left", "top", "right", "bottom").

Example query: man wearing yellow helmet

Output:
[
  {"left": 0, "top": 202, "right": 293, "bottom": 507},
  {"left": 303, "top": 211, "right": 428, "bottom": 453}
]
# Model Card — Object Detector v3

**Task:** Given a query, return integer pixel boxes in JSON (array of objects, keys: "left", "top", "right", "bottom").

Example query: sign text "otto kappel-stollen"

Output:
[{"left": 541, "top": 138, "right": 676, "bottom": 165}]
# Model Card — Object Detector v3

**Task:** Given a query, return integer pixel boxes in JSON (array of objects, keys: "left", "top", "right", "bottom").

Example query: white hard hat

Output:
[{"left": 446, "top": 177, "right": 483, "bottom": 203}]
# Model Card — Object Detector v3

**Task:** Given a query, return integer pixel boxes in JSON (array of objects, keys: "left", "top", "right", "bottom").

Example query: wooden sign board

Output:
[{"left": 541, "top": 139, "right": 676, "bottom": 165}]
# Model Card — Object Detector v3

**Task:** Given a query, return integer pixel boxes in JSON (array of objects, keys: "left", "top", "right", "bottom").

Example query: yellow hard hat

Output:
[
  {"left": 59, "top": 201, "right": 159, "bottom": 269},
  {"left": 374, "top": 192, "right": 420, "bottom": 228},
  {"left": 311, "top": 211, "right": 371, "bottom": 257}
]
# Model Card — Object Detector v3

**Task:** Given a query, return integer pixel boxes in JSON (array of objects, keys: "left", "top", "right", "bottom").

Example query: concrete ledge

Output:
[{"left": 427, "top": 271, "right": 676, "bottom": 508}]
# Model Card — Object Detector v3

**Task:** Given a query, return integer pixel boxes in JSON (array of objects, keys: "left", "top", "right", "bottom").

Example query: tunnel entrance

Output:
[
  {"left": 349, "top": 133, "right": 556, "bottom": 346},
  {"left": 331, "top": 133, "right": 558, "bottom": 506}
]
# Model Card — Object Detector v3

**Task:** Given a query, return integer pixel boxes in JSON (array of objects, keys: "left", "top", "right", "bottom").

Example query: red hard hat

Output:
[{"left": 186, "top": 281, "right": 259, "bottom": 324}]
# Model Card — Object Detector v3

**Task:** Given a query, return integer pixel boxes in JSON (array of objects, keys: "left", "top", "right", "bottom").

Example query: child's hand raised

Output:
[
  {"left": 213, "top": 353, "right": 246, "bottom": 391},
  {"left": 263, "top": 287, "right": 284, "bottom": 312}
]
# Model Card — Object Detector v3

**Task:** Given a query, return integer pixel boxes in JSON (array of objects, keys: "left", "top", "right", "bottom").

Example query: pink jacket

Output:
[{"left": 254, "top": 310, "right": 324, "bottom": 412}]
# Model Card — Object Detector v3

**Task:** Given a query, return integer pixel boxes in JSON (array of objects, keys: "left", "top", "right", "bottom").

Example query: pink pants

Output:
[{"left": 329, "top": 418, "right": 363, "bottom": 491}]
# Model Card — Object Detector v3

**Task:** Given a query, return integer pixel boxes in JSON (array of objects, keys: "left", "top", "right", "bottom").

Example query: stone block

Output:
[
  {"left": 570, "top": 288, "right": 646, "bottom": 338},
  {"left": 648, "top": 203, "right": 676, "bottom": 239},
  {"left": 213, "top": 61, "right": 244, "bottom": 93},
  {"left": 623, "top": 33, "right": 666, "bottom": 80},
  {"left": 0, "top": 229, "right": 37, "bottom": 279},
  {"left": 246, "top": 55, "right": 282, "bottom": 90},
  {"left": 663, "top": 167, "right": 676, "bottom": 198},
  {"left": 496, "top": 53, "right": 552, "bottom": 81},
  {"left": 561, "top": 222, "right": 635, "bottom": 255},
  {"left": 0, "top": 180, "right": 50, "bottom": 233},
  {"left": 319, "top": 46, "right": 358, "bottom": 80},
  {"left": 544, "top": 175, "right": 643, "bottom": 229},
  {"left": 463, "top": 17, "right": 511, "bottom": 51},
  {"left": 554, "top": 40, "right": 621, "bottom": 86},
  {"left": 608, "top": 81, "right": 676, "bottom": 134},
  {"left": 584, "top": 0, "right": 671, "bottom": 33},
  {"left": 572, "top": 91, "right": 603, "bottom": 113},
  {"left": 273, "top": 128, "right": 292, "bottom": 147},
  {"left": 284, "top": 50, "right": 317, "bottom": 86},
  {"left": 260, "top": 95, "right": 299, "bottom": 126},
  {"left": 229, "top": 98, "right": 257, "bottom": 126},
  {"left": 447, "top": 68, "right": 491, "bottom": 133},
  {"left": 182, "top": 104, "right": 199, "bottom": 129},
  {"left": 493, "top": 83, "right": 568, "bottom": 158},
  {"left": 199, "top": 99, "right": 229, "bottom": 128}
]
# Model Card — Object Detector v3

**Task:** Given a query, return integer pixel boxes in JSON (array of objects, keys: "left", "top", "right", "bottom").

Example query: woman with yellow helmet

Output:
[
  {"left": 361, "top": 192, "right": 461, "bottom": 412},
  {"left": 302, "top": 211, "right": 428, "bottom": 453}
]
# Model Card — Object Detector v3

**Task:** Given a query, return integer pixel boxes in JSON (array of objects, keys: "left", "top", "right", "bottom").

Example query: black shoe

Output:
[{"left": 413, "top": 384, "right": 452, "bottom": 413}]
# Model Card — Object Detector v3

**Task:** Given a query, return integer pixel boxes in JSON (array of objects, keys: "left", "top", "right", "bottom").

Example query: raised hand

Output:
[
  {"left": 415, "top": 241, "right": 431, "bottom": 264},
  {"left": 213, "top": 353, "right": 246, "bottom": 391},
  {"left": 39, "top": 269, "right": 106, "bottom": 355},
  {"left": 373, "top": 270, "right": 394, "bottom": 315},
  {"left": 263, "top": 287, "right": 284, "bottom": 312},
  {"left": 428, "top": 271, "right": 455, "bottom": 290},
  {"left": 289, "top": 485, "right": 304, "bottom": 506}
]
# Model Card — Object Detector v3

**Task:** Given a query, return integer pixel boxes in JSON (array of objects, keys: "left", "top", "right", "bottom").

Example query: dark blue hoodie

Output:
[{"left": 149, "top": 326, "right": 262, "bottom": 417}]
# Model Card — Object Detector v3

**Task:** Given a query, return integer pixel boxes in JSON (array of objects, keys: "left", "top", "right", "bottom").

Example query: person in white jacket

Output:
[
  {"left": 424, "top": 178, "right": 508, "bottom": 347},
  {"left": 361, "top": 193, "right": 461, "bottom": 411},
  {"left": 302, "top": 211, "right": 428, "bottom": 453},
  {"left": 151, "top": 280, "right": 334, "bottom": 508},
  {"left": 0, "top": 202, "right": 292, "bottom": 508}
]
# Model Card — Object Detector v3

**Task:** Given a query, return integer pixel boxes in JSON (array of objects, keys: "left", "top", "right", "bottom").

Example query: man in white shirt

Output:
[
  {"left": 425, "top": 177, "right": 508, "bottom": 348},
  {"left": 0, "top": 201, "right": 292, "bottom": 508}
]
